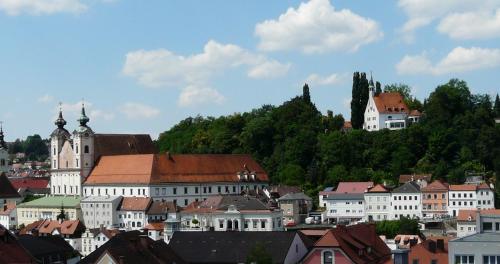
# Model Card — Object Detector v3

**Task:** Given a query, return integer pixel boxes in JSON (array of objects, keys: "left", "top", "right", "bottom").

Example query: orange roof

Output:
[
  {"left": 368, "top": 184, "right": 388, "bottom": 193},
  {"left": 33, "top": 219, "right": 83, "bottom": 235},
  {"left": 299, "top": 229, "right": 328, "bottom": 237},
  {"left": 314, "top": 230, "right": 340, "bottom": 247},
  {"left": 120, "top": 197, "right": 152, "bottom": 211},
  {"left": 409, "top": 110, "right": 421, "bottom": 116},
  {"left": 449, "top": 185, "right": 477, "bottom": 191},
  {"left": 144, "top": 222, "right": 164, "bottom": 231},
  {"left": 373, "top": 93, "right": 408, "bottom": 114},
  {"left": 408, "top": 237, "right": 448, "bottom": 264},
  {"left": 343, "top": 121, "right": 352, "bottom": 129},
  {"left": 479, "top": 209, "right": 500, "bottom": 216},
  {"left": 84, "top": 154, "right": 269, "bottom": 185},
  {"left": 457, "top": 209, "right": 478, "bottom": 222},
  {"left": 477, "top": 183, "right": 491, "bottom": 190},
  {"left": 421, "top": 180, "right": 448, "bottom": 192}
]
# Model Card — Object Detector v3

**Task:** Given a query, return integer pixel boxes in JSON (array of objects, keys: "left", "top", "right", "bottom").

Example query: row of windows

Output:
[
  {"left": 367, "top": 205, "right": 387, "bottom": 210},
  {"left": 329, "top": 209, "right": 364, "bottom": 214},
  {"left": 53, "top": 185, "right": 79, "bottom": 194},
  {"left": 423, "top": 193, "right": 446, "bottom": 199},
  {"left": 393, "top": 205, "right": 418, "bottom": 211},
  {"left": 393, "top": 195, "right": 419, "bottom": 201},
  {"left": 423, "top": 203, "right": 446, "bottom": 210},
  {"left": 84, "top": 211, "right": 111, "bottom": 217}
]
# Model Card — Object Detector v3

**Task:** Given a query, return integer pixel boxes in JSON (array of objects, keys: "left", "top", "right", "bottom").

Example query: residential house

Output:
[
  {"left": 322, "top": 182, "right": 373, "bottom": 223},
  {"left": 16, "top": 195, "right": 82, "bottom": 226},
  {"left": 301, "top": 223, "right": 392, "bottom": 264},
  {"left": 0, "top": 224, "right": 38, "bottom": 263},
  {"left": 82, "top": 154, "right": 270, "bottom": 206},
  {"left": 81, "top": 195, "right": 122, "bottom": 229},
  {"left": 17, "top": 234, "right": 81, "bottom": 264},
  {"left": 0, "top": 173, "right": 22, "bottom": 210},
  {"left": 457, "top": 209, "right": 478, "bottom": 238},
  {"left": 81, "top": 227, "right": 121, "bottom": 257},
  {"left": 448, "top": 183, "right": 495, "bottom": 217},
  {"left": 448, "top": 211, "right": 500, "bottom": 264},
  {"left": 169, "top": 231, "right": 311, "bottom": 264},
  {"left": 180, "top": 195, "right": 283, "bottom": 232},
  {"left": 117, "top": 196, "right": 152, "bottom": 230},
  {"left": 0, "top": 202, "right": 16, "bottom": 229},
  {"left": 399, "top": 174, "right": 431, "bottom": 188},
  {"left": 80, "top": 230, "right": 186, "bottom": 264},
  {"left": 391, "top": 181, "right": 422, "bottom": 220},
  {"left": 23, "top": 219, "right": 86, "bottom": 252},
  {"left": 278, "top": 192, "right": 313, "bottom": 225},
  {"left": 146, "top": 200, "right": 179, "bottom": 223},
  {"left": 408, "top": 237, "right": 448, "bottom": 264},
  {"left": 9, "top": 177, "right": 50, "bottom": 197},
  {"left": 421, "top": 180, "right": 449, "bottom": 218},
  {"left": 363, "top": 75, "right": 413, "bottom": 131},
  {"left": 364, "top": 184, "right": 391, "bottom": 221},
  {"left": 145, "top": 222, "right": 164, "bottom": 241}
]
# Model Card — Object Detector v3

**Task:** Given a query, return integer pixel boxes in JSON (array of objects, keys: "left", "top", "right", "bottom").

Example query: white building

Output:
[
  {"left": 0, "top": 203, "right": 16, "bottom": 229},
  {"left": 457, "top": 209, "right": 478, "bottom": 238},
  {"left": 117, "top": 196, "right": 151, "bottom": 230},
  {"left": 81, "top": 228, "right": 120, "bottom": 257},
  {"left": 448, "top": 183, "right": 495, "bottom": 217},
  {"left": 82, "top": 153, "right": 269, "bottom": 205},
  {"left": 50, "top": 103, "right": 156, "bottom": 196},
  {"left": 391, "top": 181, "right": 422, "bottom": 220},
  {"left": 364, "top": 184, "right": 391, "bottom": 221},
  {"left": 179, "top": 195, "right": 283, "bottom": 232},
  {"left": 363, "top": 76, "right": 412, "bottom": 131},
  {"left": 0, "top": 125, "right": 9, "bottom": 173},
  {"left": 324, "top": 193, "right": 365, "bottom": 224},
  {"left": 81, "top": 196, "right": 122, "bottom": 229}
]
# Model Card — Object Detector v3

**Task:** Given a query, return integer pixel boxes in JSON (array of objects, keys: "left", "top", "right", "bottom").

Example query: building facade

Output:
[
  {"left": 278, "top": 192, "right": 312, "bottom": 225},
  {"left": 421, "top": 180, "right": 448, "bottom": 218},
  {"left": 364, "top": 184, "right": 391, "bottom": 221},
  {"left": 391, "top": 181, "right": 422, "bottom": 220},
  {"left": 324, "top": 193, "right": 365, "bottom": 224},
  {"left": 81, "top": 196, "right": 122, "bottom": 229},
  {"left": 16, "top": 196, "right": 82, "bottom": 226},
  {"left": 448, "top": 184, "right": 495, "bottom": 217}
]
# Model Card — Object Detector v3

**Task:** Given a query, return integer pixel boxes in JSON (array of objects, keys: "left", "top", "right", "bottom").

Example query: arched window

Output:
[
  {"left": 84, "top": 145, "right": 89, "bottom": 154},
  {"left": 322, "top": 250, "right": 333, "bottom": 264}
]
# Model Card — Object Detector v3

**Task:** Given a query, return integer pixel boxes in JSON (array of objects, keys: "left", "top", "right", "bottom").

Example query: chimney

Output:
[
  {"left": 409, "top": 238, "right": 418, "bottom": 247},
  {"left": 436, "top": 239, "right": 445, "bottom": 251},
  {"left": 392, "top": 249, "right": 409, "bottom": 264},
  {"left": 427, "top": 240, "right": 436, "bottom": 253}
]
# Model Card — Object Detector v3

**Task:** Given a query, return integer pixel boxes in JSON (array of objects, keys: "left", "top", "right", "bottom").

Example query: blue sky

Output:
[{"left": 1, "top": 0, "right": 499, "bottom": 141}]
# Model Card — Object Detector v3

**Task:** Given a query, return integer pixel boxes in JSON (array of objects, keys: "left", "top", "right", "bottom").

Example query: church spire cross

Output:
[{"left": 55, "top": 102, "right": 67, "bottom": 129}]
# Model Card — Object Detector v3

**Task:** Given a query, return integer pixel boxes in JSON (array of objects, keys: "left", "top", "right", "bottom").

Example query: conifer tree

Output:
[
  {"left": 494, "top": 94, "right": 500, "bottom": 118},
  {"left": 350, "top": 72, "right": 362, "bottom": 128},
  {"left": 302, "top": 83, "right": 311, "bottom": 103},
  {"left": 375, "top": 81, "right": 382, "bottom": 95}
]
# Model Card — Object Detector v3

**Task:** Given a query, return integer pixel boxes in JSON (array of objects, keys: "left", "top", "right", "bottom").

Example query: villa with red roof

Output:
[{"left": 363, "top": 75, "right": 419, "bottom": 131}]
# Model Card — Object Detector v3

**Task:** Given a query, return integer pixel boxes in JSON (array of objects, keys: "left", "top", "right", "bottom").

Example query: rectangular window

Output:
[
  {"left": 217, "top": 186, "right": 221, "bottom": 193},
  {"left": 162, "top": 188, "right": 166, "bottom": 195},
  {"left": 195, "top": 187, "right": 199, "bottom": 194},
  {"left": 155, "top": 188, "right": 159, "bottom": 195},
  {"left": 233, "top": 186, "right": 236, "bottom": 193},
  {"left": 208, "top": 187, "right": 212, "bottom": 193},
  {"left": 483, "top": 222, "right": 493, "bottom": 231},
  {"left": 261, "top": 221, "right": 265, "bottom": 229},
  {"left": 203, "top": 187, "right": 207, "bottom": 193},
  {"left": 225, "top": 186, "right": 229, "bottom": 193},
  {"left": 483, "top": 256, "right": 500, "bottom": 264},
  {"left": 173, "top": 188, "right": 177, "bottom": 195},
  {"left": 184, "top": 187, "right": 188, "bottom": 194},
  {"left": 184, "top": 199, "right": 188, "bottom": 206},
  {"left": 455, "top": 255, "right": 475, "bottom": 264}
]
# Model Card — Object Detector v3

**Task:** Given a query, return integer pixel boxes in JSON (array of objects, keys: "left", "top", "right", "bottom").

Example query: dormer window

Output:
[{"left": 322, "top": 251, "right": 333, "bottom": 264}]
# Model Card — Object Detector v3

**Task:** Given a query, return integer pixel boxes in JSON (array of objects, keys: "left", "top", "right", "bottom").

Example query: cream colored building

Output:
[{"left": 16, "top": 195, "right": 82, "bottom": 226}]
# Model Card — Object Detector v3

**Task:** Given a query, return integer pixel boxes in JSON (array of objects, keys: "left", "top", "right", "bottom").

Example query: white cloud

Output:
[
  {"left": 398, "top": 0, "right": 500, "bottom": 41},
  {"left": 0, "top": 0, "right": 87, "bottom": 16},
  {"left": 178, "top": 85, "right": 225, "bottom": 107},
  {"left": 90, "top": 110, "right": 115, "bottom": 121},
  {"left": 306, "top": 73, "right": 347, "bottom": 86},
  {"left": 123, "top": 40, "right": 289, "bottom": 106},
  {"left": 396, "top": 47, "right": 500, "bottom": 75},
  {"left": 119, "top": 102, "right": 160, "bottom": 119},
  {"left": 37, "top": 94, "right": 54, "bottom": 103},
  {"left": 254, "top": 0, "right": 383, "bottom": 53}
]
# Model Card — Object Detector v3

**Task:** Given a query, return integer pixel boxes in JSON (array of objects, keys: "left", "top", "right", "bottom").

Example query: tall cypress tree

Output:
[
  {"left": 375, "top": 81, "right": 382, "bottom": 95},
  {"left": 303, "top": 83, "right": 311, "bottom": 103},
  {"left": 350, "top": 72, "right": 361, "bottom": 128},
  {"left": 359, "top": 72, "right": 370, "bottom": 124},
  {"left": 494, "top": 94, "right": 500, "bottom": 118}
]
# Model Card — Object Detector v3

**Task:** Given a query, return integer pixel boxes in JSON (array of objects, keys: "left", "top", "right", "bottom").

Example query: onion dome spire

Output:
[
  {"left": 0, "top": 121, "right": 6, "bottom": 149},
  {"left": 78, "top": 100, "right": 90, "bottom": 127},
  {"left": 55, "top": 102, "right": 67, "bottom": 129}
]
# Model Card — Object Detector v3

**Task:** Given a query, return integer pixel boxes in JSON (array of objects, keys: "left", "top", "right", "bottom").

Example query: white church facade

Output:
[{"left": 363, "top": 76, "right": 420, "bottom": 131}]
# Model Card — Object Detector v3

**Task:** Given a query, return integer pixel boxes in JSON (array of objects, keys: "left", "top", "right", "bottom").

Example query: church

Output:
[
  {"left": 363, "top": 76, "right": 420, "bottom": 131},
  {"left": 0, "top": 124, "right": 9, "bottom": 174},
  {"left": 50, "top": 104, "right": 156, "bottom": 196}
]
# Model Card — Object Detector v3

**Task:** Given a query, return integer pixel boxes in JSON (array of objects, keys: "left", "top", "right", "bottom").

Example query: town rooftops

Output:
[
  {"left": 450, "top": 232, "right": 500, "bottom": 243},
  {"left": 93, "top": 134, "right": 156, "bottom": 159},
  {"left": 311, "top": 223, "right": 391, "bottom": 264},
  {"left": 17, "top": 195, "right": 81, "bottom": 208},
  {"left": 408, "top": 237, "right": 448, "bottom": 264},
  {"left": 0, "top": 225, "right": 36, "bottom": 263},
  {"left": 277, "top": 192, "right": 312, "bottom": 201},
  {"left": 421, "top": 180, "right": 449, "bottom": 192},
  {"left": 373, "top": 92, "right": 409, "bottom": 114},
  {"left": 145, "top": 222, "right": 164, "bottom": 231},
  {"left": 399, "top": 174, "right": 431, "bottom": 184},
  {"left": 81, "top": 195, "right": 122, "bottom": 203},
  {"left": 169, "top": 231, "right": 303, "bottom": 264},
  {"left": 9, "top": 177, "right": 49, "bottom": 190},
  {"left": 335, "top": 181, "right": 374, "bottom": 193},
  {"left": 0, "top": 173, "right": 21, "bottom": 199},
  {"left": 17, "top": 235, "right": 77, "bottom": 261},
  {"left": 183, "top": 195, "right": 272, "bottom": 214},
  {"left": 147, "top": 200, "right": 178, "bottom": 215},
  {"left": 367, "top": 184, "right": 389, "bottom": 193},
  {"left": 449, "top": 184, "right": 478, "bottom": 191},
  {"left": 119, "top": 197, "right": 152, "bottom": 211},
  {"left": 84, "top": 154, "right": 269, "bottom": 185},
  {"left": 392, "top": 181, "right": 421, "bottom": 193},
  {"left": 457, "top": 209, "right": 478, "bottom": 222},
  {"left": 37, "top": 219, "right": 85, "bottom": 236}
]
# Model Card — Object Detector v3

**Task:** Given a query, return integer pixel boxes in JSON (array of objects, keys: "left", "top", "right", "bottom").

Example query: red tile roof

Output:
[
  {"left": 399, "top": 174, "right": 431, "bottom": 184},
  {"left": 120, "top": 197, "right": 152, "bottom": 211},
  {"left": 421, "top": 180, "right": 449, "bottom": 192},
  {"left": 373, "top": 93, "right": 409, "bottom": 114},
  {"left": 335, "top": 182, "right": 373, "bottom": 194},
  {"left": 343, "top": 121, "right": 352, "bottom": 129},
  {"left": 368, "top": 184, "right": 388, "bottom": 193},
  {"left": 23, "top": 219, "right": 84, "bottom": 236},
  {"left": 312, "top": 223, "right": 391, "bottom": 264},
  {"left": 449, "top": 185, "right": 477, "bottom": 191},
  {"left": 85, "top": 154, "right": 269, "bottom": 185},
  {"left": 9, "top": 177, "right": 50, "bottom": 189},
  {"left": 457, "top": 209, "right": 478, "bottom": 222},
  {"left": 477, "top": 183, "right": 491, "bottom": 190},
  {"left": 409, "top": 110, "right": 422, "bottom": 116},
  {"left": 409, "top": 237, "right": 448, "bottom": 264},
  {"left": 145, "top": 222, "right": 164, "bottom": 231}
]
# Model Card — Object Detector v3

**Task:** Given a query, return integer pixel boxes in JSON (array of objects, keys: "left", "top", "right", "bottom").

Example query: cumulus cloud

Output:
[
  {"left": 119, "top": 102, "right": 160, "bottom": 119},
  {"left": 178, "top": 85, "right": 225, "bottom": 107},
  {"left": 254, "top": 0, "right": 383, "bottom": 53},
  {"left": 123, "top": 40, "right": 289, "bottom": 106},
  {"left": 37, "top": 94, "right": 54, "bottom": 103},
  {"left": 90, "top": 110, "right": 115, "bottom": 121},
  {"left": 396, "top": 47, "right": 500, "bottom": 75},
  {"left": 306, "top": 73, "right": 347, "bottom": 86},
  {"left": 398, "top": 0, "right": 500, "bottom": 42},
  {"left": 52, "top": 100, "right": 116, "bottom": 123},
  {"left": 0, "top": 0, "right": 87, "bottom": 15}
]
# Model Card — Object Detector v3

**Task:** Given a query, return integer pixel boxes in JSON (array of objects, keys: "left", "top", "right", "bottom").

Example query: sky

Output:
[{"left": 1, "top": 0, "right": 500, "bottom": 141}]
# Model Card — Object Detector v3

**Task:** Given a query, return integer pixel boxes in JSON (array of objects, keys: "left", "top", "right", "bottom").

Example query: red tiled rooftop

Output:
[
  {"left": 336, "top": 182, "right": 373, "bottom": 193},
  {"left": 120, "top": 197, "right": 152, "bottom": 211},
  {"left": 449, "top": 185, "right": 477, "bottom": 191},
  {"left": 374, "top": 93, "right": 409, "bottom": 114},
  {"left": 457, "top": 209, "right": 478, "bottom": 222},
  {"left": 368, "top": 184, "right": 388, "bottom": 193},
  {"left": 9, "top": 177, "right": 49, "bottom": 189},
  {"left": 421, "top": 180, "right": 448, "bottom": 192}
]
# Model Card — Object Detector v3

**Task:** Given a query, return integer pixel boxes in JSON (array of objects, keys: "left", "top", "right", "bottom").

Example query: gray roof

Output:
[
  {"left": 278, "top": 192, "right": 312, "bottom": 201},
  {"left": 392, "top": 181, "right": 420, "bottom": 193},
  {"left": 324, "top": 193, "right": 364, "bottom": 200},
  {"left": 218, "top": 195, "right": 270, "bottom": 211},
  {"left": 450, "top": 232, "right": 500, "bottom": 243}
]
